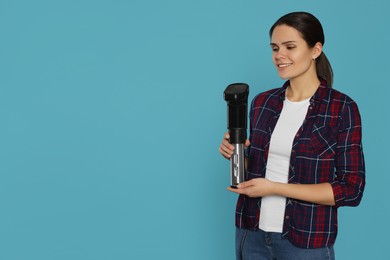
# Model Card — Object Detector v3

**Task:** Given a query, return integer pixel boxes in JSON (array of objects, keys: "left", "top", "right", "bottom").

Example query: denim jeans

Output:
[{"left": 236, "top": 228, "right": 335, "bottom": 260}]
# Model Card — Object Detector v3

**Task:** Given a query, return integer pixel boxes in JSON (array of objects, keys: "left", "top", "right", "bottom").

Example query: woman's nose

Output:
[{"left": 274, "top": 49, "right": 285, "bottom": 60}]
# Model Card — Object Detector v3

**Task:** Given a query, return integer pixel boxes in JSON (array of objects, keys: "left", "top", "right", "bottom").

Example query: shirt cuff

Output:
[
  {"left": 244, "top": 147, "right": 250, "bottom": 158},
  {"left": 330, "top": 181, "right": 345, "bottom": 207}
]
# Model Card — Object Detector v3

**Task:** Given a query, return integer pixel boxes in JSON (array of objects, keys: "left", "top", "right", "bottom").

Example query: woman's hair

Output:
[{"left": 269, "top": 12, "right": 333, "bottom": 87}]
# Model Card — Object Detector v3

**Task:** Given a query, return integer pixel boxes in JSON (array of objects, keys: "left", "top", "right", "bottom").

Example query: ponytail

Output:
[{"left": 316, "top": 52, "right": 333, "bottom": 87}]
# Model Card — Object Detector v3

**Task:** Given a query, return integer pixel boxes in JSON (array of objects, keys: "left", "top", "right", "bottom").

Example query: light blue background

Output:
[{"left": 0, "top": 0, "right": 388, "bottom": 259}]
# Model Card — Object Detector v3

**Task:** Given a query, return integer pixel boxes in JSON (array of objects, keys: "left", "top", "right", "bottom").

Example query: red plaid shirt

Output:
[{"left": 237, "top": 79, "right": 365, "bottom": 248}]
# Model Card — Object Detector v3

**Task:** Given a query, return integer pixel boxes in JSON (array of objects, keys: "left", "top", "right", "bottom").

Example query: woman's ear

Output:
[{"left": 312, "top": 42, "right": 323, "bottom": 60}]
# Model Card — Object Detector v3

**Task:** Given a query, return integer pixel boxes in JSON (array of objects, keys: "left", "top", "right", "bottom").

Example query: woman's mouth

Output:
[{"left": 277, "top": 63, "right": 292, "bottom": 68}]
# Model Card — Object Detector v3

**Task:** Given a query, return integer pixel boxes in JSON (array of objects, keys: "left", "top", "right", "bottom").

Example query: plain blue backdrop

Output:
[{"left": 0, "top": 0, "right": 388, "bottom": 259}]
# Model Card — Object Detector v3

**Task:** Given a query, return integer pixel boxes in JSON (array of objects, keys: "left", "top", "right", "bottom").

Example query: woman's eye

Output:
[
  {"left": 271, "top": 47, "right": 278, "bottom": 52},
  {"left": 286, "top": 45, "right": 296, "bottom": 50}
]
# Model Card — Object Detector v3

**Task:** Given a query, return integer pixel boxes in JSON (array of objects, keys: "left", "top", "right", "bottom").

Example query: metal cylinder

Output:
[{"left": 230, "top": 143, "right": 245, "bottom": 188}]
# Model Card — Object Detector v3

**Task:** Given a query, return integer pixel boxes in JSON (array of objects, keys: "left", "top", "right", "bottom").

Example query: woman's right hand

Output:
[{"left": 219, "top": 132, "right": 250, "bottom": 160}]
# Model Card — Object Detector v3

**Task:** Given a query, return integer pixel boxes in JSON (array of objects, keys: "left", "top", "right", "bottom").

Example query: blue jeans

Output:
[{"left": 236, "top": 228, "right": 335, "bottom": 260}]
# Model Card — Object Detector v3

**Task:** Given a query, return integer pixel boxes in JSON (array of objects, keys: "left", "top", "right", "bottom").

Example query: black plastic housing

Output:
[{"left": 224, "top": 83, "right": 249, "bottom": 144}]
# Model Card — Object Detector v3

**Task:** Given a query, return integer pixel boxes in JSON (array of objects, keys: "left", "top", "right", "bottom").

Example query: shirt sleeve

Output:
[
  {"left": 330, "top": 100, "right": 366, "bottom": 207},
  {"left": 245, "top": 98, "right": 255, "bottom": 158}
]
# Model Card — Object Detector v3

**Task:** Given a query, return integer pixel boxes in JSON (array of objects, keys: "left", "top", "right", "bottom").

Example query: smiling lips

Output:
[{"left": 277, "top": 63, "right": 293, "bottom": 68}]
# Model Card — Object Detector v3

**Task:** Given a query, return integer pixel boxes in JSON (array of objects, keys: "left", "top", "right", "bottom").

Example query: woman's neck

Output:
[{"left": 287, "top": 74, "right": 320, "bottom": 102}]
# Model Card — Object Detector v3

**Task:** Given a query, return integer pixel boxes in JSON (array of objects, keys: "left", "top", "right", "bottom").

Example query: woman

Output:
[{"left": 219, "top": 12, "right": 365, "bottom": 259}]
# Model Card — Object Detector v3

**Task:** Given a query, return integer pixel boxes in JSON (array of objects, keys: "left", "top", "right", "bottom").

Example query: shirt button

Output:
[{"left": 285, "top": 215, "right": 290, "bottom": 220}]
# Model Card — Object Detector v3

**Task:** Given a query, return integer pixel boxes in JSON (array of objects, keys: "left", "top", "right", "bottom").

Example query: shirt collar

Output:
[{"left": 278, "top": 78, "right": 330, "bottom": 102}]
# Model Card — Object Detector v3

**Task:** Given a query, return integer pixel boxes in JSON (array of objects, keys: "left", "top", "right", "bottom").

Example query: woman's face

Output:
[{"left": 270, "top": 25, "right": 321, "bottom": 80}]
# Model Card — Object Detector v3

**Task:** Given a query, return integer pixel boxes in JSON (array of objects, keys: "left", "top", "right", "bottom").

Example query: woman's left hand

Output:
[{"left": 227, "top": 178, "right": 275, "bottom": 198}]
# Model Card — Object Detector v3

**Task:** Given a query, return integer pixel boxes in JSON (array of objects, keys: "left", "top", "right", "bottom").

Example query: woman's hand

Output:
[
  {"left": 227, "top": 178, "right": 275, "bottom": 198},
  {"left": 218, "top": 132, "right": 250, "bottom": 160}
]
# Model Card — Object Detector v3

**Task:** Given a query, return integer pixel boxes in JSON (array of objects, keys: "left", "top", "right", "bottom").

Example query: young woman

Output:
[{"left": 219, "top": 12, "right": 365, "bottom": 260}]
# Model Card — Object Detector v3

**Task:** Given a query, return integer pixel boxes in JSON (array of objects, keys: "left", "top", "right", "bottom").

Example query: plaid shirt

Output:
[{"left": 237, "top": 79, "right": 365, "bottom": 249}]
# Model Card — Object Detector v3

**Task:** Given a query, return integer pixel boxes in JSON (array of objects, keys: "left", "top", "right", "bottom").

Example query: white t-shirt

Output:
[{"left": 259, "top": 96, "right": 310, "bottom": 233}]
